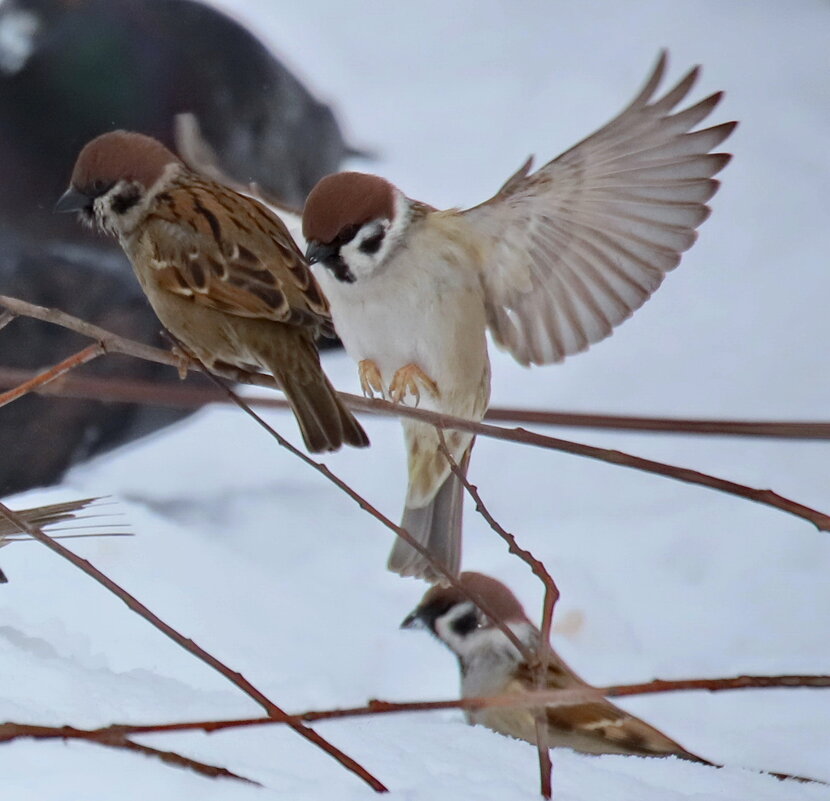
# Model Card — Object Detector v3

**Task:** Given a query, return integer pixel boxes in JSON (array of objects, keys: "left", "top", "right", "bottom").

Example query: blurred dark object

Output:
[
  {"left": 0, "top": 234, "right": 221, "bottom": 494},
  {"left": 0, "top": 0, "right": 351, "bottom": 242},
  {"left": 0, "top": 0, "right": 349, "bottom": 494}
]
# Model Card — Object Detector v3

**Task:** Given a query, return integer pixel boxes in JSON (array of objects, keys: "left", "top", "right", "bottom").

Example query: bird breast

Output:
[{"left": 315, "top": 223, "right": 490, "bottom": 418}]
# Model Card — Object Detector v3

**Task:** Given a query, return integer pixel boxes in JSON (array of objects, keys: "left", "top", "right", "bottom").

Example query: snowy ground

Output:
[{"left": 2, "top": 1, "right": 829, "bottom": 798}]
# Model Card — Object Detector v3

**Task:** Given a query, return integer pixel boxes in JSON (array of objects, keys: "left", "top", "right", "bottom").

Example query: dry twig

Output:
[
  {"left": 5, "top": 364, "right": 830, "bottom": 441},
  {"left": 199, "top": 368, "right": 537, "bottom": 664},
  {"left": 1, "top": 294, "right": 829, "bottom": 534},
  {"left": 0, "top": 342, "right": 104, "bottom": 409},
  {"left": 9, "top": 673, "right": 825, "bottom": 739},
  {"left": 437, "top": 429, "right": 559, "bottom": 797},
  {"left": 0, "top": 502, "right": 387, "bottom": 793},
  {"left": 0, "top": 723, "right": 258, "bottom": 785}
]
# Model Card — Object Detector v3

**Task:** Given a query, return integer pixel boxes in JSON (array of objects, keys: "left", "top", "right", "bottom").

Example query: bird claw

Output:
[
  {"left": 388, "top": 363, "right": 440, "bottom": 406},
  {"left": 358, "top": 359, "right": 385, "bottom": 398},
  {"left": 169, "top": 344, "right": 192, "bottom": 380}
]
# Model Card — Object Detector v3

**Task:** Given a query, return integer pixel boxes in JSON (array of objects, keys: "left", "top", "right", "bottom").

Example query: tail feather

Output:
[
  {"left": 274, "top": 364, "right": 369, "bottom": 454},
  {"left": 388, "top": 455, "right": 467, "bottom": 582},
  {"left": 264, "top": 332, "right": 369, "bottom": 453}
]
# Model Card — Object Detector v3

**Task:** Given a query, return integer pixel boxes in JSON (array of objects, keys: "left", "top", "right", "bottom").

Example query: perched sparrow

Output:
[
  {"left": 57, "top": 131, "right": 369, "bottom": 453},
  {"left": 0, "top": 497, "right": 123, "bottom": 583},
  {"left": 302, "top": 53, "right": 736, "bottom": 580},
  {"left": 401, "top": 571, "right": 708, "bottom": 762}
]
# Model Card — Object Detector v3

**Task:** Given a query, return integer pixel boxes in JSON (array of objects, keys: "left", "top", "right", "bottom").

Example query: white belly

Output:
[{"left": 315, "top": 249, "right": 490, "bottom": 420}]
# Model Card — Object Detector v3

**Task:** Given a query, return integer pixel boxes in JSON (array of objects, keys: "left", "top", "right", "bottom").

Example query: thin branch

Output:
[
  {"left": 0, "top": 502, "right": 387, "bottom": 793},
  {"left": 0, "top": 310, "right": 16, "bottom": 331},
  {"left": 6, "top": 364, "right": 830, "bottom": 442},
  {"left": 436, "top": 430, "right": 561, "bottom": 658},
  {"left": 604, "top": 674, "right": 830, "bottom": 697},
  {"left": 437, "top": 429, "right": 558, "bottom": 798},
  {"left": 17, "top": 674, "right": 826, "bottom": 742},
  {"left": 199, "top": 368, "right": 537, "bottom": 665},
  {"left": 2, "top": 294, "right": 828, "bottom": 534},
  {"left": 0, "top": 342, "right": 104, "bottom": 408},
  {"left": 482, "top": 408, "right": 830, "bottom": 440},
  {"left": 0, "top": 724, "right": 258, "bottom": 785},
  {"left": 103, "top": 736, "right": 259, "bottom": 785}
]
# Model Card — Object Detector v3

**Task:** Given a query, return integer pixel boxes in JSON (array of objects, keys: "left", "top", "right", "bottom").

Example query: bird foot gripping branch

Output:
[{"left": 388, "top": 363, "right": 441, "bottom": 406}]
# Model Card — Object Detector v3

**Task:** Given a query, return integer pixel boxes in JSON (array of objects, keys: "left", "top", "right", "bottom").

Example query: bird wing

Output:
[
  {"left": 144, "top": 181, "right": 334, "bottom": 334},
  {"left": 512, "top": 659, "right": 700, "bottom": 759},
  {"left": 461, "top": 51, "right": 736, "bottom": 366}
]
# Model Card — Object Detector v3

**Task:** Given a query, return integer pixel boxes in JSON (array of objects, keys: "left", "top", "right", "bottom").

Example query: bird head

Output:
[
  {"left": 56, "top": 130, "right": 181, "bottom": 236},
  {"left": 302, "top": 171, "right": 410, "bottom": 283},
  {"left": 401, "top": 572, "right": 535, "bottom": 660}
]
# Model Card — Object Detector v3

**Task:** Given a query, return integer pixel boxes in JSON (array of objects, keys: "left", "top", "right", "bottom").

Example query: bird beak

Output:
[
  {"left": 305, "top": 241, "right": 337, "bottom": 266},
  {"left": 55, "top": 187, "right": 91, "bottom": 214},
  {"left": 400, "top": 609, "right": 425, "bottom": 630}
]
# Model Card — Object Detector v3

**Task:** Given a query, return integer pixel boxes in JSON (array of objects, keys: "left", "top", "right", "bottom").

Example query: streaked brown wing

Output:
[
  {"left": 145, "top": 179, "right": 333, "bottom": 333},
  {"left": 514, "top": 659, "right": 696, "bottom": 758},
  {"left": 462, "top": 51, "right": 735, "bottom": 366}
]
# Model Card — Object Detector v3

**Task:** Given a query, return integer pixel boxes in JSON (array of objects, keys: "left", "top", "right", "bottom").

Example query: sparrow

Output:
[
  {"left": 57, "top": 131, "right": 369, "bottom": 453},
  {"left": 302, "top": 52, "right": 736, "bottom": 580},
  {"left": 0, "top": 497, "right": 124, "bottom": 583},
  {"left": 401, "top": 571, "right": 708, "bottom": 762}
]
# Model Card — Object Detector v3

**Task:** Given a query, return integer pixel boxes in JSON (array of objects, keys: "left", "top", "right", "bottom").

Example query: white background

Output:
[{"left": 1, "top": 1, "right": 828, "bottom": 798}]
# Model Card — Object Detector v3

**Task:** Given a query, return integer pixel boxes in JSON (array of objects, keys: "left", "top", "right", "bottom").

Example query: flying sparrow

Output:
[
  {"left": 302, "top": 52, "right": 736, "bottom": 580},
  {"left": 57, "top": 131, "right": 369, "bottom": 453},
  {"left": 401, "top": 571, "right": 708, "bottom": 762},
  {"left": 0, "top": 497, "right": 125, "bottom": 583}
]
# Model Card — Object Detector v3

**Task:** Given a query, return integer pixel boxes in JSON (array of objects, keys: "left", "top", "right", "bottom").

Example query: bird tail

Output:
[
  {"left": 387, "top": 449, "right": 468, "bottom": 582},
  {"left": 267, "top": 338, "right": 369, "bottom": 454}
]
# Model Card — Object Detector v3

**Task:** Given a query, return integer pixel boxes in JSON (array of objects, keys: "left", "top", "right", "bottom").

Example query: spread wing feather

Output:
[{"left": 463, "top": 52, "right": 736, "bottom": 366}]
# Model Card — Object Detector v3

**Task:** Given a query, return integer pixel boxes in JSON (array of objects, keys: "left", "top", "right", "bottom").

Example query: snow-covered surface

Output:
[{"left": 2, "top": 1, "right": 829, "bottom": 798}]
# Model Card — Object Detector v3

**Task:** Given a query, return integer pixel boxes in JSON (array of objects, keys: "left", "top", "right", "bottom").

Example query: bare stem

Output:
[
  {"left": 5, "top": 364, "right": 830, "bottom": 441},
  {"left": 2, "top": 294, "right": 828, "bottom": 533},
  {"left": 0, "top": 723, "right": 258, "bottom": 785},
  {"left": 0, "top": 502, "right": 388, "bottom": 793},
  {"left": 12, "top": 673, "right": 825, "bottom": 741},
  {"left": 0, "top": 342, "right": 104, "bottom": 408},
  {"left": 201, "top": 369, "right": 537, "bottom": 665},
  {"left": 437, "top": 429, "right": 559, "bottom": 797}
]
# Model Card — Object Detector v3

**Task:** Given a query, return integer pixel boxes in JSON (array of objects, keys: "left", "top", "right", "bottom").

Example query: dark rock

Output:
[{"left": 0, "top": 234, "right": 219, "bottom": 495}]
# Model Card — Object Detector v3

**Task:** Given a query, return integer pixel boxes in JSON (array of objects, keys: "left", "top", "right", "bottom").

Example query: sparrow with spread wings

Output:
[
  {"left": 302, "top": 53, "right": 736, "bottom": 580},
  {"left": 57, "top": 131, "right": 369, "bottom": 454}
]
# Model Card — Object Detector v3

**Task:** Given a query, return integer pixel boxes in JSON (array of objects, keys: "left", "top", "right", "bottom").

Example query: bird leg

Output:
[
  {"left": 358, "top": 359, "right": 385, "bottom": 399},
  {"left": 388, "top": 363, "right": 440, "bottom": 406}
]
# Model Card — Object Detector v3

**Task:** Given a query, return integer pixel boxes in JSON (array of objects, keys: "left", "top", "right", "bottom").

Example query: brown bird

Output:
[
  {"left": 57, "top": 131, "right": 369, "bottom": 453},
  {"left": 402, "top": 572, "right": 709, "bottom": 762},
  {"left": 0, "top": 497, "right": 126, "bottom": 583},
  {"left": 303, "top": 53, "right": 735, "bottom": 579}
]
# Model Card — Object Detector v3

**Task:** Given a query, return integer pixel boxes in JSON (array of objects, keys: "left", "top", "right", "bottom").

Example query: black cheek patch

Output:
[
  {"left": 451, "top": 611, "right": 480, "bottom": 637},
  {"left": 359, "top": 231, "right": 384, "bottom": 255},
  {"left": 327, "top": 254, "right": 356, "bottom": 284},
  {"left": 110, "top": 185, "right": 142, "bottom": 215}
]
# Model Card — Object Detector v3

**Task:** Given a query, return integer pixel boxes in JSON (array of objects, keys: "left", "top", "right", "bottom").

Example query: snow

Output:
[{"left": 2, "top": 0, "right": 829, "bottom": 798}]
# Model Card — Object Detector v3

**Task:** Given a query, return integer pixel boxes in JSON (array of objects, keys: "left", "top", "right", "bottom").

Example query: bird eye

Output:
[
  {"left": 90, "top": 180, "right": 115, "bottom": 197},
  {"left": 359, "top": 230, "right": 385, "bottom": 255},
  {"left": 335, "top": 224, "right": 360, "bottom": 245}
]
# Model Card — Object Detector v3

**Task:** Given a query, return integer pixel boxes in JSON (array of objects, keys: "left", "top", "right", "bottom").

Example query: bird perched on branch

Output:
[
  {"left": 402, "top": 571, "right": 708, "bottom": 762},
  {"left": 302, "top": 52, "right": 736, "bottom": 580},
  {"left": 0, "top": 497, "right": 127, "bottom": 582},
  {"left": 58, "top": 131, "right": 369, "bottom": 453}
]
